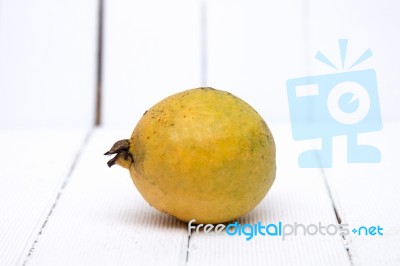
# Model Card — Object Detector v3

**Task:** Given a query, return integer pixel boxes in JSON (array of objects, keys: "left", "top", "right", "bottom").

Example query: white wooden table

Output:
[{"left": 1, "top": 1, "right": 400, "bottom": 265}]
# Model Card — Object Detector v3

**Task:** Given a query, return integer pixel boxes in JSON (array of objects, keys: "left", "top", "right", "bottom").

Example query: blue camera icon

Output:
[{"left": 287, "top": 69, "right": 382, "bottom": 168}]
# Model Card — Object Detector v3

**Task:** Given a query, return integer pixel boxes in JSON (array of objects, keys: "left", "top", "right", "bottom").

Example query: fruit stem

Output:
[{"left": 104, "top": 139, "right": 133, "bottom": 168}]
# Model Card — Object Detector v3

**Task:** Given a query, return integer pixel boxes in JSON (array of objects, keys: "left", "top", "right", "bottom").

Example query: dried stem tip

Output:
[{"left": 104, "top": 139, "right": 132, "bottom": 168}]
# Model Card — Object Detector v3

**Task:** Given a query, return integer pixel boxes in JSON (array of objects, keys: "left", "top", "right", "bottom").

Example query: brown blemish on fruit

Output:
[{"left": 261, "top": 119, "right": 268, "bottom": 129}]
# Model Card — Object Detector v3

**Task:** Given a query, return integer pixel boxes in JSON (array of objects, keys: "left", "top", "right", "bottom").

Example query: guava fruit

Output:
[{"left": 105, "top": 87, "right": 276, "bottom": 224}]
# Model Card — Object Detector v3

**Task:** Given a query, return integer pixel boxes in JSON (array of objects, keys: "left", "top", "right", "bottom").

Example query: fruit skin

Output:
[{"left": 106, "top": 87, "right": 276, "bottom": 224}]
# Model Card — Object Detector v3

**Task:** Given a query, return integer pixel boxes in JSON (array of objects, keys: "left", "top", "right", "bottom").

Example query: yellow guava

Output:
[{"left": 105, "top": 87, "right": 276, "bottom": 224}]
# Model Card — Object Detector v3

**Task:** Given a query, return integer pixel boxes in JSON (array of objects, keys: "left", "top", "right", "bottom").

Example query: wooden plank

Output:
[
  {"left": 0, "top": 129, "right": 89, "bottom": 265},
  {"left": 307, "top": 0, "right": 400, "bottom": 122},
  {"left": 102, "top": 0, "right": 203, "bottom": 127},
  {"left": 206, "top": 0, "right": 309, "bottom": 124},
  {"left": 0, "top": 0, "right": 97, "bottom": 127},
  {"left": 26, "top": 129, "right": 188, "bottom": 265},
  {"left": 22, "top": 127, "right": 353, "bottom": 266},
  {"left": 322, "top": 123, "right": 400, "bottom": 265},
  {"left": 188, "top": 3, "right": 351, "bottom": 263},
  {"left": 186, "top": 123, "right": 351, "bottom": 266},
  {"left": 192, "top": 3, "right": 356, "bottom": 262},
  {"left": 306, "top": 1, "right": 400, "bottom": 264}
]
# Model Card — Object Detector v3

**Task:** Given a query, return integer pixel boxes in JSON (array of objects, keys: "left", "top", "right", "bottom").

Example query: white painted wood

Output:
[
  {"left": 322, "top": 122, "right": 400, "bottom": 265},
  {"left": 304, "top": 1, "right": 400, "bottom": 264},
  {"left": 0, "top": 0, "right": 397, "bottom": 265},
  {"left": 26, "top": 129, "right": 188, "bottom": 266},
  {"left": 6, "top": 129, "right": 396, "bottom": 265},
  {"left": 307, "top": 0, "right": 400, "bottom": 122},
  {"left": 0, "top": 129, "right": 88, "bottom": 265},
  {"left": 206, "top": 0, "right": 308, "bottom": 124},
  {"left": 0, "top": 0, "right": 97, "bottom": 127},
  {"left": 23, "top": 126, "right": 352, "bottom": 266},
  {"left": 102, "top": 0, "right": 203, "bottom": 127},
  {"left": 186, "top": 123, "right": 351, "bottom": 266}
]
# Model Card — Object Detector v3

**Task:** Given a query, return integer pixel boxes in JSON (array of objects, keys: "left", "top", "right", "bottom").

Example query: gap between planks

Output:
[
  {"left": 318, "top": 166, "right": 354, "bottom": 265},
  {"left": 22, "top": 130, "right": 94, "bottom": 266},
  {"left": 95, "top": 0, "right": 104, "bottom": 126}
]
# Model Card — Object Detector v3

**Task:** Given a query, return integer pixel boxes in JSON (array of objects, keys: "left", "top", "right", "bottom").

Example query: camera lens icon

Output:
[
  {"left": 286, "top": 69, "right": 382, "bottom": 167},
  {"left": 327, "top": 81, "right": 371, "bottom": 125}
]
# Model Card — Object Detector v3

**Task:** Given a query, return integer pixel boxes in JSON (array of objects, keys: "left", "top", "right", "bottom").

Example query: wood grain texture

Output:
[
  {"left": 322, "top": 123, "right": 400, "bottom": 265},
  {"left": 2, "top": 126, "right": 399, "bottom": 265},
  {"left": 24, "top": 126, "right": 352, "bottom": 266},
  {"left": 0, "top": 129, "right": 89, "bottom": 265},
  {"left": 186, "top": 123, "right": 351, "bottom": 266},
  {"left": 206, "top": 0, "right": 308, "bottom": 124},
  {"left": 25, "top": 129, "right": 188, "bottom": 266},
  {"left": 305, "top": 1, "right": 400, "bottom": 262},
  {"left": 307, "top": 0, "right": 400, "bottom": 123},
  {"left": 0, "top": 0, "right": 97, "bottom": 127},
  {"left": 1, "top": 0, "right": 400, "bottom": 265},
  {"left": 102, "top": 0, "right": 203, "bottom": 127}
]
